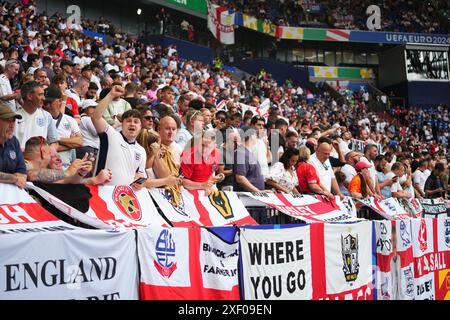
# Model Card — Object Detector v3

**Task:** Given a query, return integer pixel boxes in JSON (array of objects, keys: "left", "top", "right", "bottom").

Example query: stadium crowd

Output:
[
  {"left": 0, "top": 0, "right": 448, "bottom": 221},
  {"left": 211, "top": 0, "right": 449, "bottom": 34}
]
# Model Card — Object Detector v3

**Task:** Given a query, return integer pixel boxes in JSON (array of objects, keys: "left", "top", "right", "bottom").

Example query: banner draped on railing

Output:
[
  {"left": 27, "top": 183, "right": 168, "bottom": 229},
  {"left": 0, "top": 184, "right": 139, "bottom": 300},
  {"left": 138, "top": 225, "right": 240, "bottom": 300},
  {"left": 244, "top": 193, "right": 359, "bottom": 223},
  {"left": 239, "top": 221, "right": 375, "bottom": 300},
  {"left": 1, "top": 184, "right": 449, "bottom": 300},
  {"left": 149, "top": 189, "right": 257, "bottom": 227}
]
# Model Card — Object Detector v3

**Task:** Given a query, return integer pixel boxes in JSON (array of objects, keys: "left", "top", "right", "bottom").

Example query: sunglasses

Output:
[{"left": 144, "top": 116, "right": 155, "bottom": 121}]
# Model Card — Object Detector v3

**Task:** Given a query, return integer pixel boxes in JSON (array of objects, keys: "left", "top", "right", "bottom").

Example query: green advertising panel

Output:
[{"left": 165, "top": 0, "right": 207, "bottom": 15}]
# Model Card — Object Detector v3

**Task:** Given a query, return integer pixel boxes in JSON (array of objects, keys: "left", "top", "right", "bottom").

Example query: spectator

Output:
[
  {"left": 386, "top": 162, "right": 411, "bottom": 199},
  {"left": 341, "top": 151, "right": 361, "bottom": 186},
  {"left": 14, "top": 81, "right": 59, "bottom": 150},
  {"left": 153, "top": 86, "right": 175, "bottom": 119},
  {"left": 309, "top": 138, "right": 344, "bottom": 198},
  {"left": 375, "top": 155, "right": 395, "bottom": 199},
  {"left": 180, "top": 129, "right": 224, "bottom": 195},
  {"left": 424, "top": 162, "right": 447, "bottom": 199},
  {"left": 233, "top": 127, "right": 265, "bottom": 192},
  {"left": 176, "top": 109, "right": 204, "bottom": 151},
  {"left": 77, "top": 99, "right": 100, "bottom": 160},
  {"left": 0, "top": 60, "right": 20, "bottom": 111},
  {"left": 91, "top": 85, "right": 146, "bottom": 187},
  {"left": 348, "top": 162, "right": 373, "bottom": 200},
  {"left": 43, "top": 86, "right": 83, "bottom": 170},
  {"left": 296, "top": 146, "right": 334, "bottom": 199},
  {"left": 267, "top": 147, "right": 299, "bottom": 194},
  {"left": 250, "top": 115, "right": 272, "bottom": 180},
  {"left": 360, "top": 144, "right": 381, "bottom": 196},
  {"left": 100, "top": 85, "right": 132, "bottom": 129},
  {"left": 413, "top": 160, "right": 428, "bottom": 198},
  {"left": 0, "top": 103, "right": 27, "bottom": 188}
]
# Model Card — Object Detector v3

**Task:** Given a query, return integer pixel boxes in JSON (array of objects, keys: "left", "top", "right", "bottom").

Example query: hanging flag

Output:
[
  {"left": 149, "top": 189, "right": 257, "bottom": 227},
  {"left": 277, "top": 26, "right": 304, "bottom": 40},
  {"left": 207, "top": 1, "right": 235, "bottom": 45},
  {"left": 257, "top": 99, "right": 271, "bottom": 118},
  {"left": 245, "top": 192, "right": 359, "bottom": 224},
  {"left": 357, "top": 197, "right": 412, "bottom": 220},
  {"left": 243, "top": 14, "right": 258, "bottom": 31},
  {"left": 27, "top": 184, "right": 168, "bottom": 230},
  {"left": 138, "top": 225, "right": 240, "bottom": 300}
]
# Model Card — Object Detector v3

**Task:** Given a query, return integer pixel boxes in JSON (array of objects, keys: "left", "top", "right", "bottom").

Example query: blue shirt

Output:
[
  {"left": 0, "top": 136, "right": 27, "bottom": 175},
  {"left": 377, "top": 171, "right": 392, "bottom": 199}
]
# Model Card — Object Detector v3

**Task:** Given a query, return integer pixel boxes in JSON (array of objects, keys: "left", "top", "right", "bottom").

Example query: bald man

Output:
[
  {"left": 309, "top": 138, "right": 344, "bottom": 198},
  {"left": 153, "top": 116, "right": 182, "bottom": 178}
]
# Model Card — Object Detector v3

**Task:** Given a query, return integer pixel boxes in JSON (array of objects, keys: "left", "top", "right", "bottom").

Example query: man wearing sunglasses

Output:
[{"left": 0, "top": 103, "right": 27, "bottom": 188}]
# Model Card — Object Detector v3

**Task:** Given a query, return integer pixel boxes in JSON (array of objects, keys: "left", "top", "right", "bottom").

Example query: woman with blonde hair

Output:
[{"left": 137, "top": 129, "right": 179, "bottom": 188}]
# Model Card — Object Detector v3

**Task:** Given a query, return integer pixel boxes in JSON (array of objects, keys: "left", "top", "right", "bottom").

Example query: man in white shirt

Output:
[
  {"left": 92, "top": 85, "right": 147, "bottom": 187},
  {"left": 0, "top": 60, "right": 20, "bottom": 111},
  {"left": 77, "top": 99, "right": 100, "bottom": 159},
  {"left": 413, "top": 160, "right": 427, "bottom": 198},
  {"left": 309, "top": 138, "right": 344, "bottom": 198},
  {"left": 360, "top": 144, "right": 382, "bottom": 197},
  {"left": 386, "top": 163, "right": 411, "bottom": 199},
  {"left": 250, "top": 115, "right": 272, "bottom": 180},
  {"left": 176, "top": 109, "right": 204, "bottom": 151},
  {"left": 339, "top": 131, "right": 353, "bottom": 156},
  {"left": 105, "top": 56, "right": 119, "bottom": 73},
  {"left": 341, "top": 151, "right": 361, "bottom": 186},
  {"left": 14, "top": 81, "right": 59, "bottom": 150},
  {"left": 43, "top": 86, "right": 83, "bottom": 169}
]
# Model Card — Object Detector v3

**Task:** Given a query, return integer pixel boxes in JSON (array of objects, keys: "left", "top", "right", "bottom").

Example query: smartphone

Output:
[{"left": 132, "top": 177, "right": 147, "bottom": 186}]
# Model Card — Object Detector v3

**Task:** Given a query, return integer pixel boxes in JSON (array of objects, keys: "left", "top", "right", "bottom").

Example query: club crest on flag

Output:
[
  {"left": 154, "top": 230, "right": 177, "bottom": 279},
  {"left": 341, "top": 233, "right": 360, "bottom": 283},
  {"left": 208, "top": 191, "right": 234, "bottom": 220},
  {"left": 444, "top": 220, "right": 450, "bottom": 249},
  {"left": 418, "top": 219, "right": 428, "bottom": 252},
  {"left": 112, "top": 186, "right": 142, "bottom": 221},
  {"left": 399, "top": 221, "right": 411, "bottom": 247},
  {"left": 404, "top": 267, "right": 414, "bottom": 297},
  {"left": 159, "top": 188, "right": 187, "bottom": 217}
]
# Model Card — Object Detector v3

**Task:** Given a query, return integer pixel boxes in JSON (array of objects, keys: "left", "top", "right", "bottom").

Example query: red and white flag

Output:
[
  {"left": 0, "top": 183, "right": 75, "bottom": 233},
  {"left": 207, "top": 1, "right": 235, "bottom": 45},
  {"left": 149, "top": 189, "right": 257, "bottom": 227},
  {"left": 138, "top": 225, "right": 240, "bottom": 300},
  {"left": 27, "top": 184, "right": 168, "bottom": 230},
  {"left": 245, "top": 192, "right": 358, "bottom": 223}
]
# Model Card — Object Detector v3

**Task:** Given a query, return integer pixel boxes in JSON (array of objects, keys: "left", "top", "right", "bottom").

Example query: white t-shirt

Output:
[
  {"left": 309, "top": 153, "right": 335, "bottom": 192},
  {"left": 80, "top": 116, "right": 100, "bottom": 149},
  {"left": 65, "top": 89, "right": 82, "bottom": 106},
  {"left": 250, "top": 138, "right": 270, "bottom": 180},
  {"left": 54, "top": 114, "right": 80, "bottom": 169},
  {"left": 14, "top": 108, "right": 59, "bottom": 149},
  {"left": 360, "top": 156, "right": 377, "bottom": 190},
  {"left": 386, "top": 172, "right": 402, "bottom": 193},
  {"left": 339, "top": 139, "right": 351, "bottom": 156},
  {"left": 96, "top": 125, "right": 147, "bottom": 186},
  {"left": 413, "top": 170, "right": 427, "bottom": 194},
  {"left": 341, "top": 164, "right": 357, "bottom": 184},
  {"left": 0, "top": 74, "right": 16, "bottom": 111}
]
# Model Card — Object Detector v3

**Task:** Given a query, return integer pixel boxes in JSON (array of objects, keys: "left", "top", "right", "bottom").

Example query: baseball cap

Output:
[
  {"left": 80, "top": 99, "right": 98, "bottom": 110},
  {"left": 60, "top": 59, "right": 75, "bottom": 67},
  {"left": 44, "top": 86, "right": 62, "bottom": 101},
  {"left": 355, "top": 161, "right": 372, "bottom": 172},
  {"left": 0, "top": 103, "right": 22, "bottom": 120}
]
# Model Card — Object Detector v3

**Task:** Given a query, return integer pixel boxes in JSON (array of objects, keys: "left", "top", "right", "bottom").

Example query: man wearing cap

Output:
[
  {"left": 60, "top": 59, "right": 75, "bottom": 89},
  {"left": 77, "top": 99, "right": 100, "bottom": 159},
  {"left": 43, "top": 86, "right": 83, "bottom": 170},
  {"left": 0, "top": 60, "right": 20, "bottom": 111},
  {"left": 89, "top": 61, "right": 103, "bottom": 97},
  {"left": 0, "top": 103, "right": 27, "bottom": 188},
  {"left": 14, "top": 81, "right": 59, "bottom": 150}
]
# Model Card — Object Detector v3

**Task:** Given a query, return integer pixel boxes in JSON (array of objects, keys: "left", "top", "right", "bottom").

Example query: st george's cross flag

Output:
[{"left": 207, "top": 1, "right": 236, "bottom": 45}]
